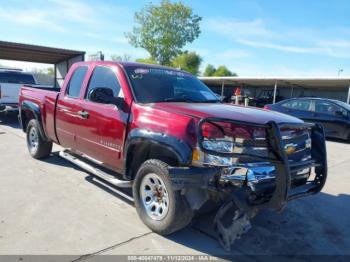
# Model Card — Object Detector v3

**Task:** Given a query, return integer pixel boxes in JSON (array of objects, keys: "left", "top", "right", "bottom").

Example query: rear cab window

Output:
[
  {"left": 0, "top": 72, "right": 36, "bottom": 85},
  {"left": 66, "top": 66, "right": 88, "bottom": 98}
]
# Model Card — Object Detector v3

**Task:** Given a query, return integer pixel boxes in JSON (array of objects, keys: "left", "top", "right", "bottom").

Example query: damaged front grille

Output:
[
  {"left": 220, "top": 128, "right": 313, "bottom": 193},
  {"left": 234, "top": 128, "right": 312, "bottom": 163},
  {"left": 281, "top": 128, "right": 312, "bottom": 163}
]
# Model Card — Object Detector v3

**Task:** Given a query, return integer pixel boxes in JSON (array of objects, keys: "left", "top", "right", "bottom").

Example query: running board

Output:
[{"left": 59, "top": 150, "right": 132, "bottom": 188}]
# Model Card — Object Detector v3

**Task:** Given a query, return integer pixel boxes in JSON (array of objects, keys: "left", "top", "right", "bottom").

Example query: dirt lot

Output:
[{"left": 1, "top": 114, "right": 350, "bottom": 260}]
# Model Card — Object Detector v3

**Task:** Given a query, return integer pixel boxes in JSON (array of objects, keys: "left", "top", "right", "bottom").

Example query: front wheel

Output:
[
  {"left": 133, "top": 159, "right": 193, "bottom": 235},
  {"left": 26, "top": 119, "right": 52, "bottom": 159}
]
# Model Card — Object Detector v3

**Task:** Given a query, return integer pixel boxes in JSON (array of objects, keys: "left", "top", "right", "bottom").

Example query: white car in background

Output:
[{"left": 0, "top": 68, "right": 37, "bottom": 114}]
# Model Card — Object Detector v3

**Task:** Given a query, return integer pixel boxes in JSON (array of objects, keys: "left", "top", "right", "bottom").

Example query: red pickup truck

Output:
[{"left": 19, "top": 61, "right": 327, "bottom": 250}]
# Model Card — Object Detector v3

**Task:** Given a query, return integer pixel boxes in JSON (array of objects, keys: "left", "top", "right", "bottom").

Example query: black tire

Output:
[
  {"left": 26, "top": 119, "right": 52, "bottom": 159},
  {"left": 133, "top": 159, "right": 193, "bottom": 235}
]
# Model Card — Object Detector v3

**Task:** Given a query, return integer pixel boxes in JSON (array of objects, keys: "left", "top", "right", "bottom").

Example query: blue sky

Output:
[{"left": 0, "top": 0, "right": 350, "bottom": 76}]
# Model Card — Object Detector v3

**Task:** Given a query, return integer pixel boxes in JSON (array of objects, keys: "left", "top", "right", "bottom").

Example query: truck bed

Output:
[{"left": 19, "top": 85, "right": 60, "bottom": 143}]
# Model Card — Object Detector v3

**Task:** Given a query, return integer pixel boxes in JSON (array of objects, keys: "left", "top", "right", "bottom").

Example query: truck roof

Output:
[{"left": 74, "top": 61, "right": 187, "bottom": 73}]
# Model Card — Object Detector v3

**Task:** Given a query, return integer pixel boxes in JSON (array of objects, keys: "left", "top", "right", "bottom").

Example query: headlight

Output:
[
  {"left": 192, "top": 146, "right": 234, "bottom": 166},
  {"left": 204, "top": 153, "right": 233, "bottom": 166},
  {"left": 202, "top": 138, "right": 235, "bottom": 166},
  {"left": 203, "top": 139, "right": 234, "bottom": 153},
  {"left": 192, "top": 121, "right": 267, "bottom": 167}
]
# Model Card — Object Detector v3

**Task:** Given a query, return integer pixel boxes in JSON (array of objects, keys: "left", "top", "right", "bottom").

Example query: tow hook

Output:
[{"left": 214, "top": 201, "right": 252, "bottom": 251}]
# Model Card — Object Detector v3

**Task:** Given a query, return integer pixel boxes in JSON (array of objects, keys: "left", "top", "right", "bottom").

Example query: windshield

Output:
[
  {"left": 0, "top": 72, "right": 36, "bottom": 85},
  {"left": 124, "top": 66, "right": 219, "bottom": 103}
]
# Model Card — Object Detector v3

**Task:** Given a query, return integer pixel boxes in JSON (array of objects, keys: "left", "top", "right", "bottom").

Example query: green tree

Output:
[
  {"left": 135, "top": 57, "right": 158, "bottom": 65},
  {"left": 203, "top": 64, "right": 216, "bottom": 76},
  {"left": 126, "top": 0, "right": 202, "bottom": 65},
  {"left": 213, "top": 66, "right": 237, "bottom": 77},
  {"left": 171, "top": 51, "right": 202, "bottom": 75},
  {"left": 111, "top": 54, "right": 131, "bottom": 62}
]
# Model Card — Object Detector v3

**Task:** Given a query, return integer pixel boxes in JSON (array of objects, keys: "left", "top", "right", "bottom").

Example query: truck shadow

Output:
[
  {"left": 327, "top": 137, "right": 350, "bottom": 145},
  {"left": 0, "top": 113, "right": 20, "bottom": 129},
  {"left": 42, "top": 152, "right": 350, "bottom": 258},
  {"left": 168, "top": 193, "right": 350, "bottom": 258},
  {"left": 43, "top": 151, "right": 135, "bottom": 206}
]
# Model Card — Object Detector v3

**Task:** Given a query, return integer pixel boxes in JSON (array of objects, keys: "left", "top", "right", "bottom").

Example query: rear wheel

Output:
[
  {"left": 133, "top": 159, "right": 193, "bottom": 235},
  {"left": 26, "top": 119, "right": 52, "bottom": 159}
]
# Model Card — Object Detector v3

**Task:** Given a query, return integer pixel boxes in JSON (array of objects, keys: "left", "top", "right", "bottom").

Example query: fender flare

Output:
[
  {"left": 123, "top": 128, "right": 193, "bottom": 179},
  {"left": 20, "top": 101, "right": 49, "bottom": 141}
]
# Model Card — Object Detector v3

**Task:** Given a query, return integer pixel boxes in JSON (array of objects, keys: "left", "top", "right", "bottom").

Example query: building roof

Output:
[
  {"left": 0, "top": 41, "right": 85, "bottom": 64},
  {"left": 199, "top": 76, "right": 350, "bottom": 90}
]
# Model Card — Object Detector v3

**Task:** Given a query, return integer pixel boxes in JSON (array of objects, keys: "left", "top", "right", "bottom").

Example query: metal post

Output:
[
  {"left": 273, "top": 81, "right": 278, "bottom": 104},
  {"left": 347, "top": 86, "right": 350, "bottom": 104},
  {"left": 221, "top": 81, "right": 225, "bottom": 97},
  {"left": 290, "top": 86, "right": 294, "bottom": 98},
  {"left": 54, "top": 64, "right": 57, "bottom": 89}
]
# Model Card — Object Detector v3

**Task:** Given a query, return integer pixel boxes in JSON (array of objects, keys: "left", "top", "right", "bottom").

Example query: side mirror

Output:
[
  {"left": 88, "top": 87, "right": 113, "bottom": 104},
  {"left": 335, "top": 110, "right": 342, "bottom": 117},
  {"left": 88, "top": 87, "right": 125, "bottom": 110},
  {"left": 113, "top": 97, "right": 126, "bottom": 111},
  {"left": 335, "top": 110, "right": 346, "bottom": 118}
]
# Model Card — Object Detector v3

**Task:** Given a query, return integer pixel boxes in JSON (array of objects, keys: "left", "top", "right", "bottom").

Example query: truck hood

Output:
[{"left": 151, "top": 102, "right": 303, "bottom": 125}]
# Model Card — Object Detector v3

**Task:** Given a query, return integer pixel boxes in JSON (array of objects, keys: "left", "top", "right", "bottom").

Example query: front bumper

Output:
[{"left": 169, "top": 119, "right": 327, "bottom": 212}]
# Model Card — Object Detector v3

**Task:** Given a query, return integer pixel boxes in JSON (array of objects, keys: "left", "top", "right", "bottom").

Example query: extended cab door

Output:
[
  {"left": 76, "top": 65, "right": 129, "bottom": 172},
  {"left": 56, "top": 66, "right": 89, "bottom": 149}
]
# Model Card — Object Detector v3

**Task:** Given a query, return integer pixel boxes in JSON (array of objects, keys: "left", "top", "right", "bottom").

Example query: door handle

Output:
[{"left": 78, "top": 110, "right": 89, "bottom": 119}]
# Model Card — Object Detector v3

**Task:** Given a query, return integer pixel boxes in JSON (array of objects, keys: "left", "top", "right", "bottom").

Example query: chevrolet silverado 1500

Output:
[{"left": 19, "top": 61, "right": 327, "bottom": 250}]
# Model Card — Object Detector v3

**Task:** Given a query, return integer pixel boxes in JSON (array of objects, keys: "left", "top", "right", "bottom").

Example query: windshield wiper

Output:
[
  {"left": 201, "top": 99, "right": 221, "bottom": 103},
  {"left": 163, "top": 97, "right": 199, "bottom": 103},
  {"left": 162, "top": 98, "right": 221, "bottom": 103}
]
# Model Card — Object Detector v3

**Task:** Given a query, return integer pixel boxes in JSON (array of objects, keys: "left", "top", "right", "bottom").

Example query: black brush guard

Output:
[
  {"left": 169, "top": 117, "right": 327, "bottom": 250},
  {"left": 197, "top": 117, "right": 328, "bottom": 212}
]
